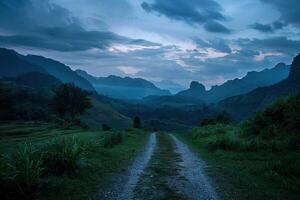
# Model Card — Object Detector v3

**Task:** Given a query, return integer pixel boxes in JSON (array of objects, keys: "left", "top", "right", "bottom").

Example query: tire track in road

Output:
[
  {"left": 171, "top": 134, "right": 220, "bottom": 200},
  {"left": 97, "top": 133, "right": 156, "bottom": 200}
]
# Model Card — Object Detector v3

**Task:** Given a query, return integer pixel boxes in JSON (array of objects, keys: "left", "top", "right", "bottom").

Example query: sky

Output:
[{"left": 0, "top": 0, "right": 300, "bottom": 89}]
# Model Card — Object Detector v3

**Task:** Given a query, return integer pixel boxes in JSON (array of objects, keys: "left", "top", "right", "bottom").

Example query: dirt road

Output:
[
  {"left": 98, "top": 133, "right": 220, "bottom": 200},
  {"left": 171, "top": 134, "right": 220, "bottom": 200},
  {"left": 97, "top": 133, "right": 156, "bottom": 200}
]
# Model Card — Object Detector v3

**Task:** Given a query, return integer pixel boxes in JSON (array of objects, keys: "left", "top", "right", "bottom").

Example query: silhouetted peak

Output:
[
  {"left": 289, "top": 53, "right": 300, "bottom": 80},
  {"left": 274, "top": 62, "right": 287, "bottom": 69},
  {"left": 190, "top": 81, "right": 205, "bottom": 91}
]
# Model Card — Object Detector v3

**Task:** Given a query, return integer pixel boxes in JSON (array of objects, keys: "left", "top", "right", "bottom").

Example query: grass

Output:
[
  {"left": 0, "top": 121, "right": 149, "bottom": 199},
  {"left": 176, "top": 124, "right": 300, "bottom": 200}
]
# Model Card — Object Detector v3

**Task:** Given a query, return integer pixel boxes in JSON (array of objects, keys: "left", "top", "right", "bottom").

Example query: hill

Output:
[
  {"left": 24, "top": 55, "right": 95, "bottom": 91},
  {"left": 219, "top": 53, "right": 300, "bottom": 121},
  {"left": 0, "top": 72, "right": 130, "bottom": 128},
  {"left": 76, "top": 69, "right": 170, "bottom": 99},
  {"left": 0, "top": 48, "right": 95, "bottom": 91},
  {"left": 0, "top": 48, "right": 46, "bottom": 77}
]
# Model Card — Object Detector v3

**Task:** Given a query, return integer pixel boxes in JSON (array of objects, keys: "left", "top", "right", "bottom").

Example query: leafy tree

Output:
[
  {"left": 52, "top": 83, "right": 92, "bottom": 119},
  {"left": 102, "top": 124, "right": 111, "bottom": 131},
  {"left": 133, "top": 116, "right": 141, "bottom": 128},
  {"left": 0, "top": 82, "right": 14, "bottom": 119}
]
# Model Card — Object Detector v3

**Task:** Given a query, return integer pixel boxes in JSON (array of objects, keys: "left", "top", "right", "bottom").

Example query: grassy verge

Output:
[
  {"left": 176, "top": 124, "right": 300, "bottom": 200},
  {"left": 0, "top": 121, "right": 149, "bottom": 200},
  {"left": 134, "top": 133, "right": 186, "bottom": 200}
]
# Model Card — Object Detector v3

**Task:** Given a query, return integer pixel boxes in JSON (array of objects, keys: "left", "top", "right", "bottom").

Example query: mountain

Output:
[
  {"left": 176, "top": 63, "right": 290, "bottom": 103},
  {"left": 207, "top": 63, "right": 290, "bottom": 102},
  {"left": 153, "top": 80, "right": 185, "bottom": 94},
  {"left": 24, "top": 55, "right": 95, "bottom": 91},
  {"left": 0, "top": 48, "right": 95, "bottom": 91},
  {"left": 176, "top": 81, "right": 207, "bottom": 100},
  {"left": 1, "top": 72, "right": 62, "bottom": 89},
  {"left": 219, "top": 53, "right": 300, "bottom": 121},
  {"left": 0, "top": 48, "right": 46, "bottom": 77},
  {"left": 76, "top": 69, "right": 171, "bottom": 99}
]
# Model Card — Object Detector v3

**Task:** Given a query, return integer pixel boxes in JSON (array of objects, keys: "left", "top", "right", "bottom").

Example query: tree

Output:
[
  {"left": 133, "top": 116, "right": 141, "bottom": 128},
  {"left": 52, "top": 83, "right": 92, "bottom": 119},
  {"left": 102, "top": 124, "right": 111, "bottom": 131},
  {"left": 0, "top": 82, "right": 14, "bottom": 119}
]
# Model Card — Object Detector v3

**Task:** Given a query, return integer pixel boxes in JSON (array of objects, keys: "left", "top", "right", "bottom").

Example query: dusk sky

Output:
[{"left": 1, "top": 0, "right": 300, "bottom": 88}]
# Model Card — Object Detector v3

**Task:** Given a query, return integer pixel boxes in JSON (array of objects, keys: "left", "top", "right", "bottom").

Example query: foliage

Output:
[
  {"left": 52, "top": 83, "right": 92, "bottom": 119},
  {"left": 244, "top": 93, "right": 300, "bottom": 137},
  {"left": 102, "top": 123, "right": 111, "bottom": 131},
  {"left": 133, "top": 116, "right": 141, "bottom": 128},
  {"left": 103, "top": 132, "right": 123, "bottom": 148},
  {"left": 199, "top": 112, "right": 231, "bottom": 127},
  {"left": 42, "top": 137, "right": 85, "bottom": 175},
  {"left": 0, "top": 144, "right": 43, "bottom": 199}
]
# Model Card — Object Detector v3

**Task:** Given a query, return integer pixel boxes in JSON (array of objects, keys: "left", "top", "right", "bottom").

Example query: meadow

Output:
[{"left": 0, "top": 121, "right": 149, "bottom": 199}]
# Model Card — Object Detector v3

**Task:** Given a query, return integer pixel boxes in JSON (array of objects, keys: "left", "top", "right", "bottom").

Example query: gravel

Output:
[
  {"left": 171, "top": 134, "right": 220, "bottom": 200},
  {"left": 97, "top": 133, "right": 156, "bottom": 200}
]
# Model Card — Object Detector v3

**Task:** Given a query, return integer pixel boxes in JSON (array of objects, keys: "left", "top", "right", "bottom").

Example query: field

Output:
[
  {"left": 0, "top": 121, "right": 149, "bottom": 199},
  {"left": 176, "top": 124, "right": 300, "bottom": 200}
]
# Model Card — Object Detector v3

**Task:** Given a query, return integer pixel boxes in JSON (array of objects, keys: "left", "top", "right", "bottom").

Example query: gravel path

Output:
[
  {"left": 171, "top": 135, "right": 220, "bottom": 200},
  {"left": 97, "top": 133, "right": 156, "bottom": 200}
]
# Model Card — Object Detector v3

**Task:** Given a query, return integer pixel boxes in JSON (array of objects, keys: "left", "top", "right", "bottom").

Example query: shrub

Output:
[
  {"left": 42, "top": 137, "right": 85, "bottom": 175},
  {"left": 199, "top": 112, "right": 231, "bottom": 127},
  {"left": 206, "top": 135, "right": 241, "bottom": 151},
  {"left": 133, "top": 116, "right": 141, "bottom": 128},
  {"left": 102, "top": 124, "right": 111, "bottom": 131},
  {"left": 0, "top": 144, "right": 43, "bottom": 198},
  {"left": 103, "top": 132, "right": 123, "bottom": 148}
]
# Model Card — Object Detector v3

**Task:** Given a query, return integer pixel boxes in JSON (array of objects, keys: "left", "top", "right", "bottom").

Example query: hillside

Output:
[
  {"left": 0, "top": 48, "right": 95, "bottom": 91},
  {"left": 0, "top": 48, "right": 46, "bottom": 77},
  {"left": 24, "top": 55, "right": 95, "bottom": 91},
  {"left": 0, "top": 72, "right": 130, "bottom": 128},
  {"left": 76, "top": 69, "right": 170, "bottom": 99},
  {"left": 219, "top": 53, "right": 300, "bottom": 121}
]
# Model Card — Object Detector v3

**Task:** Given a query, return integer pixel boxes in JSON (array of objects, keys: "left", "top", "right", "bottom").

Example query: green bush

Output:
[
  {"left": 244, "top": 93, "right": 300, "bottom": 137},
  {"left": 103, "top": 132, "right": 123, "bottom": 148},
  {"left": 206, "top": 135, "right": 241, "bottom": 151},
  {"left": 0, "top": 144, "right": 43, "bottom": 198},
  {"left": 42, "top": 137, "right": 85, "bottom": 175}
]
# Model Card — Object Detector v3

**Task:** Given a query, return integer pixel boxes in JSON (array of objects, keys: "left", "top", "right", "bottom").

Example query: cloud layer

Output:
[{"left": 0, "top": 0, "right": 299, "bottom": 89}]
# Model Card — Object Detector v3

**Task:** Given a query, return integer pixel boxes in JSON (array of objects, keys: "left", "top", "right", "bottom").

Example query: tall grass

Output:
[
  {"left": 103, "top": 132, "right": 123, "bottom": 148},
  {"left": 42, "top": 137, "right": 85, "bottom": 175},
  {"left": 0, "top": 143, "right": 43, "bottom": 198}
]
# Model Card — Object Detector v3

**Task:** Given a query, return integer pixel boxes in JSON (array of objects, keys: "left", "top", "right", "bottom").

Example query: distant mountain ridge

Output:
[
  {"left": 219, "top": 53, "right": 300, "bottom": 121},
  {"left": 143, "top": 63, "right": 290, "bottom": 106},
  {"left": 0, "top": 48, "right": 95, "bottom": 91},
  {"left": 176, "top": 63, "right": 290, "bottom": 103},
  {"left": 76, "top": 69, "right": 171, "bottom": 99}
]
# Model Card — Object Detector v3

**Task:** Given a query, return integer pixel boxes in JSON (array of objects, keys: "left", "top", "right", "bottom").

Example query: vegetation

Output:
[
  {"left": 102, "top": 123, "right": 111, "bottom": 131},
  {"left": 0, "top": 122, "right": 149, "bottom": 199},
  {"left": 177, "top": 93, "right": 300, "bottom": 200},
  {"left": 199, "top": 111, "right": 231, "bottom": 127},
  {"left": 133, "top": 116, "right": 141, "bottom": 128},
  {"left": 52, "top": 83, "right": 92, "bottom": 119}
]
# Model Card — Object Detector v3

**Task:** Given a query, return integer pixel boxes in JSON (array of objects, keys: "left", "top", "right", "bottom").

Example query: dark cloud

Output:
[
  {"left": 236, "top": 37, "right": 300, "bottom": 55},
  {"left": 141, "top": 0, "right": 231, "bottom": 34},
  {"left": 261, "top": 0, "right": 300, "bottom": 26},
  {"left": 0, "top": 0, "right": 153, "bottom": 51},
  {"left": 250, "top": 21, "right": 287, "bottom": 33},
  {"left": 203, "top": 21, "right": 232, "bottom": 34},
  {"left": 195, "top": 38, "right": 232, "bottom": 53}
]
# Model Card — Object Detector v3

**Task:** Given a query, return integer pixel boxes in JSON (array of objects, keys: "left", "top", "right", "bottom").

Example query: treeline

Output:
[{"left": 0, "top": 81, "right": 92, "bottom": 124}]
